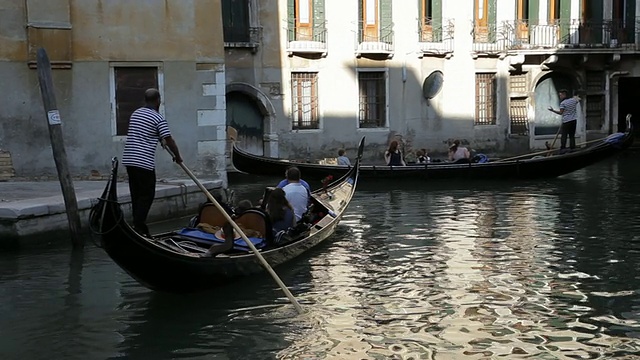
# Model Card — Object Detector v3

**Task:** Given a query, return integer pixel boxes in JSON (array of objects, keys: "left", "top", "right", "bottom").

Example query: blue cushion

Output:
[{"left": 176, "top": 228, "right": 266, "bottom": 251}]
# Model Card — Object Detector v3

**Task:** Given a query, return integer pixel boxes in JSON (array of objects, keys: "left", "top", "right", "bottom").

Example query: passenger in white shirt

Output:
[{"left": 281, "top": 167, "right": 309, "bottom": 222}]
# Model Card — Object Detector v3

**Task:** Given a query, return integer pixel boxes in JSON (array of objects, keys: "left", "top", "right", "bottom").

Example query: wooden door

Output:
[
  {"left": 421, "top": 0, "right": 433, "bottom": 42},
  {"left": 363, "top": 0, "right": 378, "bottom": 42},
  {"left": 516, "top": 0, "right": 529, "bottom": 43},
  {"left": 475, "top": 0, "right": 489, "bottom": 41},
  {"left": 295, "top": 0, "right": 313, "bottom": 41}
]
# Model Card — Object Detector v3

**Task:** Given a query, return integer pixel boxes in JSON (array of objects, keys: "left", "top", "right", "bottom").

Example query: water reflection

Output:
[{"left": 1, "top": 155, "right": 640, "bottom": 359}]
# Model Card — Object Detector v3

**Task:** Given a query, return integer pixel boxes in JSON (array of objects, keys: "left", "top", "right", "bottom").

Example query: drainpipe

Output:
[{"left": 607, "top": 71, "right": 629, "bottom": 133}]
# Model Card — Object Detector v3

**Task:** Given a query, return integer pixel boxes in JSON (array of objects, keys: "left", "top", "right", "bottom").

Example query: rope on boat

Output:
[{"left": 87, "top": 196, "right": 125, "bottom": 247}]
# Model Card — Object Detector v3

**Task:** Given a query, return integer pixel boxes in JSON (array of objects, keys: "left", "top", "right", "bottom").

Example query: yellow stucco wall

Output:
[
  {"left": 0, "top": 0, "right": 224, "bottom": 62},
  {"left": 0, "top": 1, "right": 28, "bottom": 61}
]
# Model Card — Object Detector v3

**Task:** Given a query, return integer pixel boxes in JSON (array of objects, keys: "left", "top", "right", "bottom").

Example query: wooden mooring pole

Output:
[{"left": 36, "top": 48, "right": 83, "bottom": 249}]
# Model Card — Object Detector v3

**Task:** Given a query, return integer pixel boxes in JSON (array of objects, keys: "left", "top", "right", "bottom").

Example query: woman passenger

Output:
[
  {"left": 384, "top": 140, "right": 406, "bottom": 166},
  {"left": 265, "top": 188, "right": 295, "bottom": 236},
  {"left": 448, "top": 140, "right": 471, "bottom": 163}
]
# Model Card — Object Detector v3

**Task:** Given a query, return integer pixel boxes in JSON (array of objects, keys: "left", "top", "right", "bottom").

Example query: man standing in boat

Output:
[
  {"left": 548, "top": 89, "right": 579, "bottom": 151},
  {"left": 122, "top": 88, "right": 183, "bottom": 237}
]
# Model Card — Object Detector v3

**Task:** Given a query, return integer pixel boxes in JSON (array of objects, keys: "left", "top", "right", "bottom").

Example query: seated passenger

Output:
[
  {"left": 265, "top": 188, "right": 295, "bottom": 236},
  {"left": 282, "top": 167, "right": 310, "bottom": 222},
  {"left": 448, "top": 139, "right": 471, "bottom": 164},
  {"left": 416, "top": 149, "right": 431, "bottom": 164},
  {"left": 384, "top": 140, "right": 406, "bottom": 166},
  {"left": 235, "top": 199, "right": 253, "bottom": 215},
  {"left": 277, "top": 166, "right": 311, "bottom": 192},
  {"left": 337, "top": 149, "right": 351, "bottom": 166}
]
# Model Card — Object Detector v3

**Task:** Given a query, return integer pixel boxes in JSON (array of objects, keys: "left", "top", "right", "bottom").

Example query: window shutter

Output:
[
  {"left": 380, "top": 0, "right": 393, "bottom": 43},
  {"left": 432, "top": 0, "right": 442, "bottom": 41},
  {"left": 288, "top": 0, "right": 295, "bottom": 40},
  {"left": 488, "top": 0, "right": 497, "bottom": 42},
  {"left": 313, "top": 0, "right": 325, "bottom": 38},
  {"left": 358, "top": 1, "right": 363, "bottom": 41},
  {"left": 625, "top": 0, "right": 636, "bottom": 43},
  {"left": 529, "top": 0, "right": 539, "bottom": 25}
]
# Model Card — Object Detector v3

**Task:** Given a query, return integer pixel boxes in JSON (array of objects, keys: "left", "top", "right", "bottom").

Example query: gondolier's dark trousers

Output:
[
  {"left": 561, "top": 120, "right": 577, "bottom": 150},
  {"left": 126, "top": 165, "right": 156, "bottom": 237}
]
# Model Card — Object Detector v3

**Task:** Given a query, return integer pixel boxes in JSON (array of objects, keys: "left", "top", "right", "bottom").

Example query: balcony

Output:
[
  {"left": 471, "top": 22, "right": 512, "bottom": 55},
  {"left": 286, "top": 20, "right": 328, "bottom": 57},
  {"left": 356, "top": 22, "right": 394, "bottom": 58},
  {"left": 418, "top": 18, "right": 455, "bottom": 57},
  {"left": 223, "top": 26, "right": 261, "bottom": 52},
  {"left": 472, "top": 18, "right": 640, "bottom": 55}
]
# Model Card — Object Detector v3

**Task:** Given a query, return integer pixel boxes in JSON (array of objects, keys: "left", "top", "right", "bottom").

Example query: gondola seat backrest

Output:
[
  {"left": 198, "top": 203, "right": 228, "bottom": 228},
  {"left": 234, "top": 209, "right": 273, "bottom": 243}
]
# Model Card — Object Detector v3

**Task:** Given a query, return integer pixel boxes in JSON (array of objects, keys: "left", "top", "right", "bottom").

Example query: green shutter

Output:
[
  {"left": 358, "top": 1, "right": 363, "bottom": 42},
  {"left": 586, "top": 0, "right": 603, "bottom": 42},
  {"left": 529, "top": 0, "right": 539, "bottom": 25},
  {"left": 287, "top": 0, "right": 295, "bottom": 41},
  {"left": 380, "top": 0, "right": 393, "bottom": 44},
  {"left": 559, "top": 0, "right": 571, "bottom": 42},
  {"left": 488, "top": 0, "right": 497, "bottom": 42},
  {"left": 312, "top": 0, "right": 325, "bottom": 40},
  {"left": 432, "top": 0, "right": 442, "bottom": 42},
  {"left": 625, "top": 0, "right": 636, "bottom": 43}
]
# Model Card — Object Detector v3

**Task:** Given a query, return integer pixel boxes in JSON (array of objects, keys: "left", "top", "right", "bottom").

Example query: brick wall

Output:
[{"left": 0, "top": 151, "right": 15, "bottom": 180}]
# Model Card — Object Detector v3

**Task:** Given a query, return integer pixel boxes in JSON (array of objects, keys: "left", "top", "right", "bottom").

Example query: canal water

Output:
[{"left": 2, "top": 153, "right": 640, "bottom": 359}]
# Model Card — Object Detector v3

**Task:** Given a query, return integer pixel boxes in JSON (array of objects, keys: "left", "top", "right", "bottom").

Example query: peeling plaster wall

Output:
[{"left": 0, "top": 0, "right": 226, "bottom": 180}]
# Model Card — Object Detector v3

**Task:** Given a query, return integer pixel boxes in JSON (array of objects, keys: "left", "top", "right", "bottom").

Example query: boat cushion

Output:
[{"left": 175, "top": 228, "right": 266, "bottom": 251}]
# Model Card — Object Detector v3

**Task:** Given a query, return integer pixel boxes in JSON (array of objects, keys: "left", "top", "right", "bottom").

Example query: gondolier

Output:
[
  {"left": 122, "top": 88, "right": 183, "bottom": 237},
  {"left": 548, "top": 89, "right": 579, "bottom": 150}
]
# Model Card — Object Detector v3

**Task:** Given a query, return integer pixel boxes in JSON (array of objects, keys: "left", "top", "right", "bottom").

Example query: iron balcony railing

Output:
[
  {"left": 418, "top": 17, "right": 455, "bottom": 54},
  {"left": 506, "top": 18, "right": 639, "bottom": 49},
  {"left": 356, "top": 22, "right": 394, "bottom": 54},
  {"left": 286, "top": 19, "right": 328, "bottom": 54},
  {"left": 472, "top": 18, "right": 640, "bottom": 53}
]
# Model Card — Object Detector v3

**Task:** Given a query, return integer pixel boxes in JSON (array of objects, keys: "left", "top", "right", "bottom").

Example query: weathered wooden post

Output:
[{"left": 36, "top": 48, "right": 83, "bottom": 248}]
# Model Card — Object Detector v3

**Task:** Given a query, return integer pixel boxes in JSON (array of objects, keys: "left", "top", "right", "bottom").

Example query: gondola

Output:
[
  {"left": 91, "top": 138, "right": 363, "bottom": 293},
  {"left": 232, "top": 124, "right": 633, "bottom": 181}
]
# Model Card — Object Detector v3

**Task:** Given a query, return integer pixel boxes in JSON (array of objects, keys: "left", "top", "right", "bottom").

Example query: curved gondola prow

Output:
[{"left": 323, "top": 137, "right": 365, "bottom": 191}]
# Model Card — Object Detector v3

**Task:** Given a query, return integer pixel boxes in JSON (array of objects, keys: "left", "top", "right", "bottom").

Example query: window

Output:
[
  {"left": 291, "top": 72, "right": 319, "bottom": 129},
  {"left": 509, "top": 73, "right": 527, "bottom": 93},
  {"left": 509, "top": 98, "right": 528, "bottom": 134},
  {"left": 420, "top": 0, "right": 443, "bottom": 42},
  {"left": 113, "top": 66, "right": 159, "bottom": 136},
  {"left": 358, "top": 71, "right": 386, "bottom": 128},
  {"left": 288, "top": 0, "right": 326, "bottom": 43},
  {"left": 515, "top": 0, "right": 530, "bottom": 43},
  {"left": 586, "top": 95, "right": 604, "bottom": 131},
  {"left": 222, "top": 0, "right": 250, "bottom": 42},
  {"left": 474, "top": 0, "right": 495, "bottom": 42},
  {"left": 358, "top": 0, "right": 393, "bottom": 44},
  {"left": 475, "top": 73, "right": 496, "bottom": 125}
]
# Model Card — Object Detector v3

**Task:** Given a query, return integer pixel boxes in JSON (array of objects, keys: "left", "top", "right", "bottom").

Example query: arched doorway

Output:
[
  {"left": 533, "top": 72, "right": 577, "bottom": 136},
  {"left": 226, "top": 91, "right": 264, "bottom": 155}
]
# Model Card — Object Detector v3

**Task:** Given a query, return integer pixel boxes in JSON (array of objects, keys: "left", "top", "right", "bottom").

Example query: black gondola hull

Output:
[
  {"left": 95, "top": 139, "right": 364, "bottom": 293},
  {"left": 232, "top": 128, "right": 633, "bottom": 181}
]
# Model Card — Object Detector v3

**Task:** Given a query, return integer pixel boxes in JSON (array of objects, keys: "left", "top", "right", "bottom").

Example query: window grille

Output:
[
  {"left": 358, "top": 71, "right": 386, "bottom": 128},
  {"left": 475, "top": 73, "right": 496, "bottom": 125},
  {"left": 291, "top": 72, "right": 319, "bottom": 129}
]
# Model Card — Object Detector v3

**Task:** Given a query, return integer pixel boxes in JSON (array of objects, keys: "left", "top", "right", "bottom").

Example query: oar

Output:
[
  {"left": 495, "top": 136, "right": 609, "bottom": 163},
  {"left": 162, "top": 145, "right": 304, "bottom": 315},
  {"left": 546, "top": 125, "right": 562, "bottom": 157}
]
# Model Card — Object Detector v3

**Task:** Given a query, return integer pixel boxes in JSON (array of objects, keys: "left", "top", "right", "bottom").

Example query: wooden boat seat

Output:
[
  {"left": 198, "top": 203, "right": 228, "bottom": 227},
  {"left": 234, "top": 209, "right": 272, "bottom": 243}
]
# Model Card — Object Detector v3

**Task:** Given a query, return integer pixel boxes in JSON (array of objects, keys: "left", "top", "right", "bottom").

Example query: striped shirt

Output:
[
  {"left": 122, "top": 107, "right": 171, "bottom": 171},
  {"left": 560, "top": 97, "right": 578, "bottom": 123}
]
